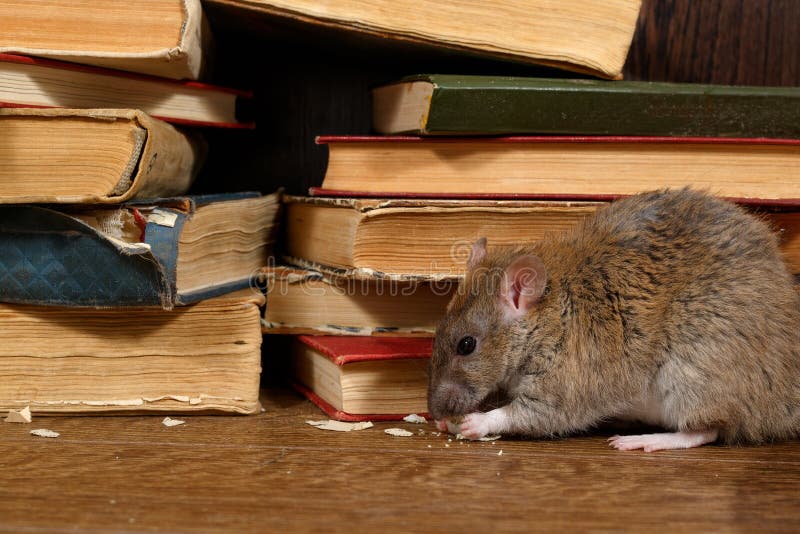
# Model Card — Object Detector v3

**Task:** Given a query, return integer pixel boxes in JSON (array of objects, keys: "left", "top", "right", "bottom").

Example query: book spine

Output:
[
  {"left": 423, "top": 81, "right": 800, "bottom": 138},
  {"left": 125, "top": 112, "right": 205, "bottom": 201}
]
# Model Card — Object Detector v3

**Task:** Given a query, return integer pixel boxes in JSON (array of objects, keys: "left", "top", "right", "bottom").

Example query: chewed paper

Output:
[{"left": 306, "top": 420, "right": 373, "bottom": 432}]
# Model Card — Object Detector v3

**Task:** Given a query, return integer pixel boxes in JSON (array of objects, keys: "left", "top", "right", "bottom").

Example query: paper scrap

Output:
[
  {"left": 30, "top": 428, "right": 59, "bottom": 438},
  {"left": 162, "top": 417, "right": 185, "bottom": 427},
  {"left": 146, "top": 209, "right": 178, "bottom": 227},
  {"left": 306, "top": 420, "right": 373, "bottom": 432},
  {"left": 455, "top": 433, "right": 502, "bottom": 442},
  {"left": 385, "top": 428, "right": 414, "bottom": 437},
  {"left": 5, "top": 406, "right": 31, "bottom": 424},
  {"left": 403, "top": 414, "right": 427, "bottom": 424}
]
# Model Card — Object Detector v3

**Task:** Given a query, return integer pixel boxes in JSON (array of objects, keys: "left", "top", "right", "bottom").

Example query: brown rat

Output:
[{"left": 428, "top": 188, "right": 800, "bottom": 451}]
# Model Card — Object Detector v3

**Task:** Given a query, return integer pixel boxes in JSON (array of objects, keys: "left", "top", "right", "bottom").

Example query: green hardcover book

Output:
[{"left": 372, "top": 75, "right": 800, "bottom": 138}]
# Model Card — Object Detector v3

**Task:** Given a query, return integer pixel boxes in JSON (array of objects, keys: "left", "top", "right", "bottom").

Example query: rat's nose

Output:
[{"left": 428, "top": 381, "right": 470, "bottom": 419}]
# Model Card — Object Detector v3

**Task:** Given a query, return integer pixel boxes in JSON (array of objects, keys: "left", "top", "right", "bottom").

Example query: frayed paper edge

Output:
[
  {"left": 30, "top": 428, "right": 59, "bottom": 438},
  {"left": 306, "top": 420, "right": 373, "bottom": 432},
  {"left": 403, "top": 414, "right": 427, "bottom": 424},
  {"left": 385, "top": 428, "right": 414, "bottom": 437},
  {"left": 5, "top": 406, "right": 31, "bottom": 423},
  {"left": 162, "top": 417, "right": 185, "bottom": 427}
]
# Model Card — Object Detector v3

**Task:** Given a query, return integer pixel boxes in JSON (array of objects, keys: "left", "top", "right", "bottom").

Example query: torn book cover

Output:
[{"left": 0, "top": 191, "right": 279, "bottom": 309}]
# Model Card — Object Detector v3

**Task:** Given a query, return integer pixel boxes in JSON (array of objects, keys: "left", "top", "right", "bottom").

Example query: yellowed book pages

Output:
[
  {"left": 285, "top": 196, "right": 800, "bottom": 275},
  {"left": 176, "top": 194, "right": 281, "bottom": 294},
  {"left": 771, "top": 212, "right": 800, "bottom": 273},
  {"left": 0, "top": 291, "right": 265, "bottom": 414},
  {"left": 262, "top": 266, "right": 454, "bottom": 335},
  {"left": 0, "top": 108, "right": 203, "bottom": 204},
  {"left": 206, "top": 0, "right": 641, "bottom": 79},
  {"left": 284, "top": 196, "right": 602, "bottom": 276},
  {"left": 291, "top": 338, "right": 429, "bottom": 415},
  {"left": 0, "top": 0, "right": 210, "bottom": 79},
  {"left": 320, "top": 139, "right": 800, "bottom": 201}
]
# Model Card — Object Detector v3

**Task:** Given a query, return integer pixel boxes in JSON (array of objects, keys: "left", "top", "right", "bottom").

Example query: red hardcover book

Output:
[
  {"left": 0, "top": 53, "right": 253, "bottom": 129},
  {"left": 290, "top": 335, "right": 432, "bottom": 421},
  {"left": 311, "top": 135, "right": 800, "bottom": 205}
]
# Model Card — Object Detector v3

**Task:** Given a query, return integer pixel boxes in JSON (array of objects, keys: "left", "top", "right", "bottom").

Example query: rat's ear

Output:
[
  {"left": 501, "top": 254, "right": 547, "bottom": 319},
  {"left": 467, "top": 237, "right": 488, "bottom": 270}
]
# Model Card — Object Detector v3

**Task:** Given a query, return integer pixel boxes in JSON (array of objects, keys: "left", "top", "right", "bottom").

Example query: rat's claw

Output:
[{"left": 435, "top": 419, "right": 449, "bottom": 432}]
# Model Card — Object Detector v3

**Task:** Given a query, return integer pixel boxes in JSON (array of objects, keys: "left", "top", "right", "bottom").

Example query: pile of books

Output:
[
  {"left": 275, "top": 45, "right": 800, "bottom": 421},
  {"left": 4, "top": 0, "right": 800, "bottom": 423},
  {"left": 0, "top": 0, "right": 280, "bottom": 415}
]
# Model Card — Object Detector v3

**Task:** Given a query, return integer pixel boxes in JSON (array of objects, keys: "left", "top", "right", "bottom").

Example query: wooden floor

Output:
[{"left": 2, "top": 387, "right": 799, "bottom": 532}]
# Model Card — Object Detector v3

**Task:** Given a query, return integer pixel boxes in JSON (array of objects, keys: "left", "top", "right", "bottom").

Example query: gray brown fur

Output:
[{"left": 428, "top": 188, "right": 800, "bottom": 444}]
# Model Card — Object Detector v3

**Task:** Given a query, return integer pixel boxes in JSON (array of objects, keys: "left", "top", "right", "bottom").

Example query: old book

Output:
[
  {"left": 291, "top": 335, "right": 431, "bottom": 421},
  {"left": 262, "top": 266, "right": 455, "bottom": 336},
  {"left": 204, "top": 0, "right": 641, "bottom": 79},
  {"left": 284, "top": 195, "right": 602, "bottom": 276},
  {"left": 0, "top": 290, "right": 265, "bottom": 414},
  {"left": 0, "top": 0, "right": 210, "bottom": 79},
  {"left": 373, "top": 75, "right": 800, "bottom": 138},
  {"left": 313, "top": 136, "right": 800, "bottom": 203},
  {"left": 0, "top": 108, "right": 204, "bottom": 204},
  {"left": 0, "top": 193, "right": 280, "bottom": 309},
  {"left": 286, "top": 196, "right": 800, "bottom": 275},
  {"left": 773, "top": 212, "right": 800, "bottom": 273},
  {"left": 0, "top": 53, "right": 252, "bottom": 128}
]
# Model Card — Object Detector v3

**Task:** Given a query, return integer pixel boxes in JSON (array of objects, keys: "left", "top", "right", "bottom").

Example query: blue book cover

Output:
[{"left": 0, "top": 192, "right": 280, "bottom": 309}]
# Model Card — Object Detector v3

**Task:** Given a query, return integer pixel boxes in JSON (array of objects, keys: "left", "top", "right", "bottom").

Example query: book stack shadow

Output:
[
  {"left": 275, "top": 78, "right": 800, "bottom": 422},
  {"left": 0, "top": 0, "right": 280, "bottom": 416}
]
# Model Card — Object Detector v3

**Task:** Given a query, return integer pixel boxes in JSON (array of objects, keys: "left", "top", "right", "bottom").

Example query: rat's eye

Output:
[{"left": 456, "top": 336, "right": 476, "bottom": 355}]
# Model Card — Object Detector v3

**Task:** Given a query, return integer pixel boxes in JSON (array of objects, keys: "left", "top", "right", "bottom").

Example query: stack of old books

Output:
[
  {"left": 0, "top": 0, "right": 281, "bottom": 416},
  {"left": 262, "top": 0, "right": 637, "bottom": 421},
  {"left": 271, "top": 28, "right": 800, "bottom": 421}
]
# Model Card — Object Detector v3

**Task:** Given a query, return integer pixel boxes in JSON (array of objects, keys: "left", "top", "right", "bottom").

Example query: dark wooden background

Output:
[{"left": 195, "top": 0, "right": 800, "bottom": 196}]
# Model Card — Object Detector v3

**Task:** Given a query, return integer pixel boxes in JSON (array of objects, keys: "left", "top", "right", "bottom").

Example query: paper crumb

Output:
[
  {"left": 305, "top": 420, "right": 373, "bottom": 432},
  {"left": 403, "top": 414, "right": 427, "bottom": 424},
  {"left": 384, "top": 428, "right": 413, "bottom": 437},
  {"left": 147, "top": 209, "right": 178, "bottom": 227},
  {"left": 498, "top": 450, "right": 504, "bottom": 456},
  {"left": 162, "top": 417, "right": 185, "bottom": 427},
  {"left": 455, "top": 433, "right": 501, "bottom": 442},
  {"left": 30, "top": 428, "right": 59, "bottom": 438},
  {"left": 5, "top": 406, "right": 31, "bottom": 423}
]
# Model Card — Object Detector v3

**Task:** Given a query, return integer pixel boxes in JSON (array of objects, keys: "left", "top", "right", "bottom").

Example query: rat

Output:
[{"left": 427, "top": 188, "right": 800, "bottom": 451}]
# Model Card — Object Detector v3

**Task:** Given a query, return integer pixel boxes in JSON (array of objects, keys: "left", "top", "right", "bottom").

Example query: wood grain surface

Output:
[{"left": 1, "top": 387, "right": 798, "bottom": 532}]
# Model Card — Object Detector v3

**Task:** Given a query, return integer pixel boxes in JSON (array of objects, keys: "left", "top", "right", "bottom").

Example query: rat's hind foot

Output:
[{"left": 608, "top": 429, "right": 719, "bottom": 452}]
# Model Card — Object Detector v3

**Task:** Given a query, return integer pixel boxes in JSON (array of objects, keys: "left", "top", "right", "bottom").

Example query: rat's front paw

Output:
[{"left": 459, "top": 412, "right": 492, "bottom": 440}]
